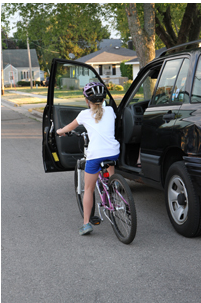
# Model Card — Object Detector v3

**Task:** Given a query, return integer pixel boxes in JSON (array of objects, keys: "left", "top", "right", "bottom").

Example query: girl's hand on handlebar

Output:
[{"left": 56, "top": 129, "right": 66, "bottom": 137}]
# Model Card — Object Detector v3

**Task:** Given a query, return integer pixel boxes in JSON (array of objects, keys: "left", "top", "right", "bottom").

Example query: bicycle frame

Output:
[
  {"left": 75, "top": 130, "right": 129, "bottom": 225},
  {"left": 95, "top": 171, "right": 130, "bottom": 224}
]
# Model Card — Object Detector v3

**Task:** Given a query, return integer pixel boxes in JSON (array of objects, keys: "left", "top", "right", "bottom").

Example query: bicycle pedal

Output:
[{"left": 90, "top": 216, "right": 101, "bottom": 225}]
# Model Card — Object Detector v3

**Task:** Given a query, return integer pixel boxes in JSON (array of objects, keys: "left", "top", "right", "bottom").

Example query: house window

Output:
[
  {"left": 9, "top": 72, "right": 14, "bottom": 80},
  {"left": 84, "top": 68, "right": 89, "bottom": 76},
  {"left": 21, "top": 71, "right": 33, "bottom": 80},
  {"left": 112, "top": 64, "right": 116, "bottom": 76},
  {"left": 99, "top": 65, "right": 103, "bottom": 76}
]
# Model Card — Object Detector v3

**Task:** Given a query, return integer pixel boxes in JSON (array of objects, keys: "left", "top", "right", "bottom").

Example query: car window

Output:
[
  {"left": 191, "top": 56, "right": 201, "bottom": 103},
  {"left": 172, "top": 59, "right": 189, "bottom": 104},
  {"left": 151, "top": 59, "right": 183, "bottom": 106},
  {"left": 127, "top": 66, "right": 161, "bottom": 106},
  {"left": 54, "top": 62, "right": 106, "bottom": 108}
]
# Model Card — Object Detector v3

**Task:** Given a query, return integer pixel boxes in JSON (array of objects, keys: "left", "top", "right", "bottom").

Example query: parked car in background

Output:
[
  {"left": 41, "top": 76, "right": 50, "bottom": 87},
  {"left": 42, "top": 40, "right": 201, "bottom": 238},
  {"left": 45, "top": 77, "right": 49, "bottom": 87}
]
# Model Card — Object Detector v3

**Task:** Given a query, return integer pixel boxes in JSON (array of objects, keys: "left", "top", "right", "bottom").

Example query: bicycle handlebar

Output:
[{"left": 56, "top": 130, "right": 88, "bottom": 146}]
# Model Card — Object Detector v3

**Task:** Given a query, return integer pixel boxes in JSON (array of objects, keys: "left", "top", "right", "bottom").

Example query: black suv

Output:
[{"left": 42, "top": 41, "right": 201, "bottom": 238}]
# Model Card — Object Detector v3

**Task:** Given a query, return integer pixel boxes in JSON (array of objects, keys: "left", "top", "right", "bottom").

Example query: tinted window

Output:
[
  {"left": 172, "top": 59, "right": 189, "bottom": 104},
  {"left": 191, "top": 56, "right": 201, "bottom": 103},
  {"left": 152, "top": 59, "right": 183, "bottom": 106}
]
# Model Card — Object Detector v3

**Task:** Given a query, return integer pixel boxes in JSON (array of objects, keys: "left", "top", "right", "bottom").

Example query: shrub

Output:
[
  {"left": 106, "top": 82, "right": 115, "bottom": 90},
  {"left": 17, "top": 81, "right": 41, "bottom": 87},
  {"left": 120, "top": 61, "right": 133, "bottom": 80},
  {"left": 123, "top": 80, "right": 133, "bottom": 92},
  {"left": 115, "top": 85, "right": 124, "bottom": 91}
]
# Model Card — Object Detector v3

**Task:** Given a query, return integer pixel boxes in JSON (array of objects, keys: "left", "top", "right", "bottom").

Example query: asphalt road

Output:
[{"left": 1, "top": 104, "right": 201, "bottom": 303}]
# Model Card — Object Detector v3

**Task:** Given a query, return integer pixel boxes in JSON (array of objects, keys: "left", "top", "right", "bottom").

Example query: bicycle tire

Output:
[
  {"left": 108, "top": 174, "right": 137, "bottom": 244},
  {"left": 74, "top": 162, "right": 95, "bottom": 218}
]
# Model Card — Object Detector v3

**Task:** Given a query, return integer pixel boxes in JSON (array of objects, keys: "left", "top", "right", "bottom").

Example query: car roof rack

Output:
[{"left": 159, "top": 39, "right": 201, "bottom": 57}]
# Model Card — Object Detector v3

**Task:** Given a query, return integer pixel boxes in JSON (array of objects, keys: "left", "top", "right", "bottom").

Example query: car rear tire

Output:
[{"left": 165, "top": 161, "right": 201, "bottom": 238}]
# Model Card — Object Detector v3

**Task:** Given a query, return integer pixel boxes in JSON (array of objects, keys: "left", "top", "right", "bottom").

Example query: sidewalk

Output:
[{"left": 1, "top": 90, "right": 46, "bottom": 122}]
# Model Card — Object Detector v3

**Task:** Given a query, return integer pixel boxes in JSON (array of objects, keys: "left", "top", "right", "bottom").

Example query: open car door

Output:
[{"left": 42, "top": 59, "right": 117, "bottom": 172}]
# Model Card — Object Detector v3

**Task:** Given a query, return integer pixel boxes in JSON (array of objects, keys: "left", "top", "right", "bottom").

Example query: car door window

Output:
[
  {"left": 54, "top": 62, "right": 101, "bottom": 108},
  {"left": 127, "top": 67, "right": 161, "bottom": 106},
  {"left": 172, "top": 58, "right": 189, "bottom": 104},
  {"left": 191, "top": 56, "right": 201, "bottom": 103},
  {"left": 152, "top": 59, "right": 183, "bottom": 106}
]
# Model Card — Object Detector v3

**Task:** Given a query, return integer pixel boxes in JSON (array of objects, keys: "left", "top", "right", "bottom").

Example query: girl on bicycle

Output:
[{"left": 57, "top": 82, "right": 120, "bottom": 235}]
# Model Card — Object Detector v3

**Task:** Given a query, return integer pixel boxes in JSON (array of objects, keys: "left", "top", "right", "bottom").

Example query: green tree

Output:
[
  {"left": 2, "top": 3, "right": 110, "bottom": 73},
  {"left": 103, "top": 3, "right": 201, "bottom": 53},
  {"left": 155, "top": 3, "right": 201, "bottom": 49}
]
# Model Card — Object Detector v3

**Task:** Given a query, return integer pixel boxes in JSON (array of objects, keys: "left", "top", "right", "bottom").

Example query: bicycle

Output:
[{"left": 71, "top": 130, "right": 137, "bottom": 244}]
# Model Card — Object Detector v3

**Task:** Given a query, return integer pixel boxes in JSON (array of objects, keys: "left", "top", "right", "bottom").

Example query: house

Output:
[
  {"left": 125, "top": 47, "right": 166, "bottom": 79},
  {"left": 75, "top": 46, "right": 138, "bottom": 85},
  {"left": 2, "top": 49, "right": 40, "bottom": 86}
]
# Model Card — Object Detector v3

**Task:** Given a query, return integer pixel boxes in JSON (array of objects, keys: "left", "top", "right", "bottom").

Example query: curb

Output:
[{"left": 1, "top": 97, "right": 43, "bottom": 123}]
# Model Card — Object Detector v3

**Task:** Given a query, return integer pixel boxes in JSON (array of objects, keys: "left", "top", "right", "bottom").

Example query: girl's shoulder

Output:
[
  {"left": 104, "top": 106, "right": 115, "bottom": 115},
  {"left": 105, "top": 105, "right": 114, "bottom": 112},
  {"left": 79, "top": 108, "right": 90, "bottom": 115}
]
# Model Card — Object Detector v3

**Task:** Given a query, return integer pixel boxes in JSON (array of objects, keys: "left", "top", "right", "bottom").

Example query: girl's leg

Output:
[
  {"left": 107, "top": 165, "right": 115, "bottom": 177},
  {"left": 83, "top": 171, "right": 99, "bottom": 225}
]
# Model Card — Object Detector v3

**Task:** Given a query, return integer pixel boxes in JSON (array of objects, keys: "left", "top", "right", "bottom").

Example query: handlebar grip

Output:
[{"left": 56, "top": 131, "right": 71, "bottom": 137}]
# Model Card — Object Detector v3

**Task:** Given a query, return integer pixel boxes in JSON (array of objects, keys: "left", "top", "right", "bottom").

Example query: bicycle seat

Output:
[{"left": 100, "top": 160, "right": 116, "bottom": 169}]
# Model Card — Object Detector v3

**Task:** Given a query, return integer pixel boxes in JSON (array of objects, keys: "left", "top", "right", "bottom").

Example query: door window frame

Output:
[
  {"left": 150, "top": 55, "right": 190, "bottom": 107},
  {"left": 47, "top": 58, "right": 117, "bottom": 111}
]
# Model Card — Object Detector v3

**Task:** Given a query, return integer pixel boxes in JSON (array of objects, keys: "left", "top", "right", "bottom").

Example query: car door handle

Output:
[{"left": 163, "top": 111, "right": 176, "bottom": 122}]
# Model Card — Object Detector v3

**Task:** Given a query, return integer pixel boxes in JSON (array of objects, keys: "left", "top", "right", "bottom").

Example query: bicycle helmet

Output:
[{"left": 83, "top": 82, "right": 106, "bottom": 103}]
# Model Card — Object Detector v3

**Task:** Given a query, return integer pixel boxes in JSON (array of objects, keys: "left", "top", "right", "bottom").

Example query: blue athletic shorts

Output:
[{"left": 85, "top": 154, "right": 120, "bottom": 174}]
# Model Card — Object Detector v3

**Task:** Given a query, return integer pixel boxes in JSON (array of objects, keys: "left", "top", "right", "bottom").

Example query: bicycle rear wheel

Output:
[
  {"left": 108, "top": 174, "right": 137, "bottom": 244},
  {"left": 74, "top": 162, "right": 95, "bottom": 218}
]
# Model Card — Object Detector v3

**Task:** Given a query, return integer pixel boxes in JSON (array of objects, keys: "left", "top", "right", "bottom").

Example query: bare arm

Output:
[{"left": 56, "top": 119, "right": 79, "bottom": 136}]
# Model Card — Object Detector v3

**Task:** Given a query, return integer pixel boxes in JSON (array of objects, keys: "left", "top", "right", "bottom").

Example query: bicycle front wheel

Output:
[
  {"left": 74, "top": 162, "right": 95, "bottom": 218},
  {"left": 108, "top": 174, "right": 137, "bottom": 244}
]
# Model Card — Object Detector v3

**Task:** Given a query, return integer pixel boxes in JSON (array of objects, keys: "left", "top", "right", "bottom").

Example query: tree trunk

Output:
[
  {"left": 155, "top": 3, "right": 200, "bottom": 51},
  {"left": 125, "top": 3, "right": 155, "bottom": 69},
  {"left": 188, "top": 6, "right": 201, "bottom": 48},
  {"left": 177, "top": 4, "right": 197, "bottom": 47}
]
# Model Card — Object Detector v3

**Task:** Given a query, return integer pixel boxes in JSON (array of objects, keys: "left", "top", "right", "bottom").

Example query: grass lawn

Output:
[
  {"left": 5, "top": 86, "right": 126, "bottom": 99},
  {"left": 3, "top": 86, "right": 143, "bottom": 109}
]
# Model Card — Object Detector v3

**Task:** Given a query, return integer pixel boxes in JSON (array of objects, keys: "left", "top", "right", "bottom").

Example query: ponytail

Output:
[{"left": 90, "top": 102, "right": 104, "bottom": 123}]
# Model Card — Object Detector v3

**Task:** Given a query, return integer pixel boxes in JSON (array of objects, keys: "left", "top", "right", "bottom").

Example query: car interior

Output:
[{"left": 119, "top": 65, "right": 162, "bottom": 171}]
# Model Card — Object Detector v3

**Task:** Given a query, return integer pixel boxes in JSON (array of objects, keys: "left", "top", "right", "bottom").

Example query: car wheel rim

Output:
[{"left": 168, "top": 175, "right": 188, "bottom": 225}]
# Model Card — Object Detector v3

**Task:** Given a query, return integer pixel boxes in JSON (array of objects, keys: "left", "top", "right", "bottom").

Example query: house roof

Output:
[
  {"left": 75, "top": 47, "right": 137, "bottom": 65},
  {"left": 125, "top": 47, "right": 166, "bottom": 64},
  {"left": 3, "top": 49, "right": 40, "bottom": 69}
]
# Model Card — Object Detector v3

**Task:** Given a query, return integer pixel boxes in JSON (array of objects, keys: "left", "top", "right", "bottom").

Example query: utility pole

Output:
[
  {"left": 27, "top": 35, "right": 33, "bottom": 89},
  {"left": 1, "top": 31, "right": 4, "bottom": 95}
]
